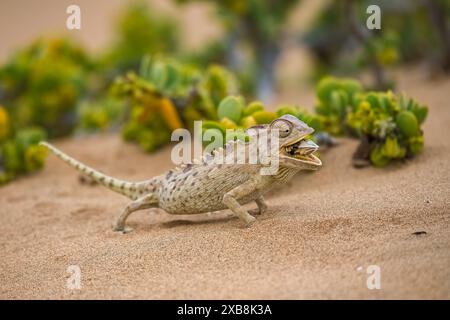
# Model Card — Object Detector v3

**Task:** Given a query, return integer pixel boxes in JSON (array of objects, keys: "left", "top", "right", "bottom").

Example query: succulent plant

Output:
[
  {"left": 315, "top": 76, "right": 363, "bottom": 135},
  {"left": 312, "top": 76, "right": 429, "bottom": 167},
  {"left": 0, "top": 38, "right": 92, "bottom": 137},
  {"left": 217, "top": 96, "right": 244, "bottom": 123},
  {"left": 112, "top": 57, "right": 237, "bottom": 152},
  {"left": 345, "top": 88, "right": 428, "bottom": 167},
  {"left": 0, "top": 127, "right": 48, "bottom": 185},
  {"left": 198, "top": 93, "right": 323, "bottom": 150},
  {"left": 77, "top": 97, "right": 126, "bottom": 132}
]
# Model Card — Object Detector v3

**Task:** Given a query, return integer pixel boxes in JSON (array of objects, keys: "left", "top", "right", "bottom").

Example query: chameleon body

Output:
[{"left": 40, "top": 115, "right": 322, "bottom": 232}]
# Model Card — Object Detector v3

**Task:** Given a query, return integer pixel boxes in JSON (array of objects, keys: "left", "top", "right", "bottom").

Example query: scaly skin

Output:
[{"left": 40, "top": 115, "right": 322, "bottom": 232}]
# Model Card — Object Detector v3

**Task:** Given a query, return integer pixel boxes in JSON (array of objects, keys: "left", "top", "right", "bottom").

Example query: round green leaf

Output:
[
  {"left": 396, "top": 111, "right": 419, "bottom": 138},
  {"left": 252, "top": 111, "right": 277, "bottom": 124},
  {"left": 217, "top": 96, "right": 243, "bottom": 123}
]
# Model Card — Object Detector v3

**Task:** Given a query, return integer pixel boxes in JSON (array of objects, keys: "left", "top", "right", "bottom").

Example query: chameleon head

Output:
[{"left": 270, "top": 114, "right": 322, "bottom": 170}]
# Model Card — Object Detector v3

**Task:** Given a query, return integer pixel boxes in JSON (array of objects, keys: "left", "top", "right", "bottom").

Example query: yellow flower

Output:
[
  {"left": 158, "top": 98, "right": 183, "bottom": 130},
  {"left": 0, "top": 106, "right": 10, "bottom": 140},
  {"left": 377, "top": 47, "right": 399, "bottom": 66}
]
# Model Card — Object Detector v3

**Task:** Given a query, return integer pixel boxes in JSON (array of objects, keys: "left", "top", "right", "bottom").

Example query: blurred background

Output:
[
  {"left": 0, "top": 0, "right": 448, "bottom": 183},
  {"left": 0, "top": 0, "right": 221, "bottom": 60},
  {"left": 0, "top": 0, "right": 323, "bottom": 103}
]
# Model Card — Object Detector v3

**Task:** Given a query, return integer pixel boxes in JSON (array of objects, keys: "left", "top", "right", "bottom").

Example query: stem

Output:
[
  {"left": 352, "top": 134, "right": 372, "bottom": 168},
  {"left": 425, "top": 0, "right": 450, "bottom": 71},
  {"left": 344, "top": 0, "right": 388, "bottom": 89},
  {"left": 256, "top": 43, "right": 279, "bottom": 104},
  {"left": 225, "top": 31, "right": 240, "bottom": 71}
]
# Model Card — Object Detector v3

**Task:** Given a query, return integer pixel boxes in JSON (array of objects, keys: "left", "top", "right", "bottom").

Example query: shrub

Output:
[
  {"left": 111, "top": 57, "right": 237, "bottom": 152},
  {"left": 315, "top": 76, "right": 428, "bottom": 167}
]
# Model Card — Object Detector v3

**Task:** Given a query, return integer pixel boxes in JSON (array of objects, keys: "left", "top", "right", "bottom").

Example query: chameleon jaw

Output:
[
  {"left": 281, "top": 138, "right": 322, "bottom": 167},
  {"left": 292, "top": 153, "right": 322, "bottom": 166}
]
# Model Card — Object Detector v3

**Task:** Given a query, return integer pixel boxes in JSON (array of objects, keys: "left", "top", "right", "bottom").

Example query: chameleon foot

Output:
[
  {"left": 248, "top": 208, "right": 262, "bottom": 215},
  {"left": 244, "top": 215, "right": 257, "bottom": 227},
  {"left": 112, "top": 195, "right": 157, "bottom": 233},
  {"left": 112, "top": 219, "right": 128, "bottom": 232},
  {"left": 112, "top": 224, "right": 133, "bottom": 233},
  {"left": 248, "top": 196, "right": 268, "bottom": 215},
  {"left": 223, "top": 181, "right": 261, "bottom": 228}
]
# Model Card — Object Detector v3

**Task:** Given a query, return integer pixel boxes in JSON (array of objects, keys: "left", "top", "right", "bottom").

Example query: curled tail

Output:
[{"left": 40, "top": 141, "right": 155, "bottom": 200}]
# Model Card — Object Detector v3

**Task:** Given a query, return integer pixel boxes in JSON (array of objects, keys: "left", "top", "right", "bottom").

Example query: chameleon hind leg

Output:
[
  {"left": 248, "top": 196, "right": 268, "bottom": 215},
  {"left": 113, "top": 194, "right": 158, "bottom": 233},
  {"left": 222, "top": 180, "right": 259, "bottom": 227}
]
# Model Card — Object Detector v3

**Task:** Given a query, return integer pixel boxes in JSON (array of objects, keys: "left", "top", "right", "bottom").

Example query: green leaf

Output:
[
  {"left": 276, "top": 105, "right": 298, "bottom": 117},
  {"left": 202, "top": 120, "right": 226, "bottom": 135},
  {"left": 15, "top": 128, "right": 47, "bottom": 154},
  {"left": 316, "top": 76, "right": 339, "bottom": 103},
  {"left": 409, "top": 135, "right": 424, "bottom": 155},
  {"left": 240, "top": 116, "right": 257, "bottom": 128},
  {"left": 24, "top": 144, "right": 47, "bottom": 172},
  {"left": 252, "top": 111, "right": 277, "bottom": 124},
  {"left": 341, "top": 79, "right": 362, "bottom": 99},
  {"left": 382, "top": 137, "right": 406, "bottom": 159},
  {"left": 2, "top": 141, "right": 21, "bottom": 173},
  {"left": 370, "top": 145, "right": 391, "bottom": 167},
  {"left": 396, "top": 111, "right": 419, "bottom": 138},
  {"left": 243, "top": 101, "right": 265, "bottom": 117},
  {"left": 217, "top": 96, "right": 244, "bottom": 123}
]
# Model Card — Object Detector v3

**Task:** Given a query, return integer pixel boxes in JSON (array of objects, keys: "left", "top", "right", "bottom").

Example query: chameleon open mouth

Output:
[{"left": 283, "top": 139, "right": 322, "bottom": 166}]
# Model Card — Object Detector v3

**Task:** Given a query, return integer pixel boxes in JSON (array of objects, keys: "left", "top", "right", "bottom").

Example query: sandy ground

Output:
[{"left": 0, "top": 69, "right": 449, "bottom": 299}]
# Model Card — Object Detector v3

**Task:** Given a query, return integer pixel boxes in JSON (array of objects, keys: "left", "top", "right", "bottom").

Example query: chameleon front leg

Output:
[
  {"left": 248, "top": 196, "right": 268, "bottom": 215},
  {"left": 222, "top": 180, "right": 259, "bottom": 227},
  {"left": 113, "top": 194, "right": 157, "bottom": 233}
]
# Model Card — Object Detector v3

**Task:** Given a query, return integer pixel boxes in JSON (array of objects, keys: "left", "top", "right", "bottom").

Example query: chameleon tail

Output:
[{"left": 39, "top": 141, "right": 151, "bottom": 200}]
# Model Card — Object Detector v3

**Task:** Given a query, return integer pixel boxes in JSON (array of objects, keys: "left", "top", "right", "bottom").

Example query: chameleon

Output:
[{"left": 40, "top": 114, "right": 322, "bottom": 232}]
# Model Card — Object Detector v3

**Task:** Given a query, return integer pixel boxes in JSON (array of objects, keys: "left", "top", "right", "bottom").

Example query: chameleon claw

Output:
[
  {"left": 244, "top": 215, "right": 256, "bottom": 228},
  {"left": 112, "top": 224, "right": 133, "bottom": 234},
  {"left": 248, "top": 208, "right": 260, "bottom": 215},
  {"left": 248, "top": 197, "right": 268, "bottom": 215},
  {"left": 121, "top": 227, "right": 134, "bottom": 234}
]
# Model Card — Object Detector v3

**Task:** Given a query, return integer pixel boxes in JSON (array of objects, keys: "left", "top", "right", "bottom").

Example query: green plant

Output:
[
  {"left": 315, "top": 76, "right": 363, "bottom": 135},
  {"left": 101, "top": 1, "right": 179, "bottom": 74},
  {"left": 177, "top": 0, "right": 300, "bottom": 101},
  {"left": 201, "top": 95, "right": 321, "bottom": 149},
  {"left": 77, "top": 97, "right": 126, "bottom": 132},
  {"left": 0, "top": 38, "right": 94, "bottom": 185},
  {"left": 0, "top": 3, "right": 187, "bottom": 184},
  {"left": 0, "top": 123, "right": 48, "bottom": 185},
  {"left": 347, "top": 92, "right": 428, "bottom": 166},
  {"left": 0, "top": 38, "right": 93, "bottom": 137},
  {"left": 303, "top": 0, "right": 450, "bottom": 88},
  {"left": 312, "top": 76, "right": 428, "bottom": 167},
  {"left": 112, "top": 57, "right": 237, "bottom": 152}
]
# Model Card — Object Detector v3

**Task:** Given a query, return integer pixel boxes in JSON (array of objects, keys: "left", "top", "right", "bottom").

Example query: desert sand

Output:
[{"left": 0, "top": 68, "right": 449, "bottom": 299}]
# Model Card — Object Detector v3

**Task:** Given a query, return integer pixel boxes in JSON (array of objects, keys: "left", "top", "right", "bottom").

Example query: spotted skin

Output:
[{"left": 40, "top": 115, "right": 321, "bottom": 232}]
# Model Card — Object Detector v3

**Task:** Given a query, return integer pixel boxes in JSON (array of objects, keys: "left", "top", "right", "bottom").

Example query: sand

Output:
[{"left": 0, "top": 68, "right": 449, "bottom": 299}]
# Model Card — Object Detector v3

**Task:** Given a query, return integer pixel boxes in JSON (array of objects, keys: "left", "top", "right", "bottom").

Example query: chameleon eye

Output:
[{"left": 271, "top": 119, "right": 292, "bottom": 138}]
